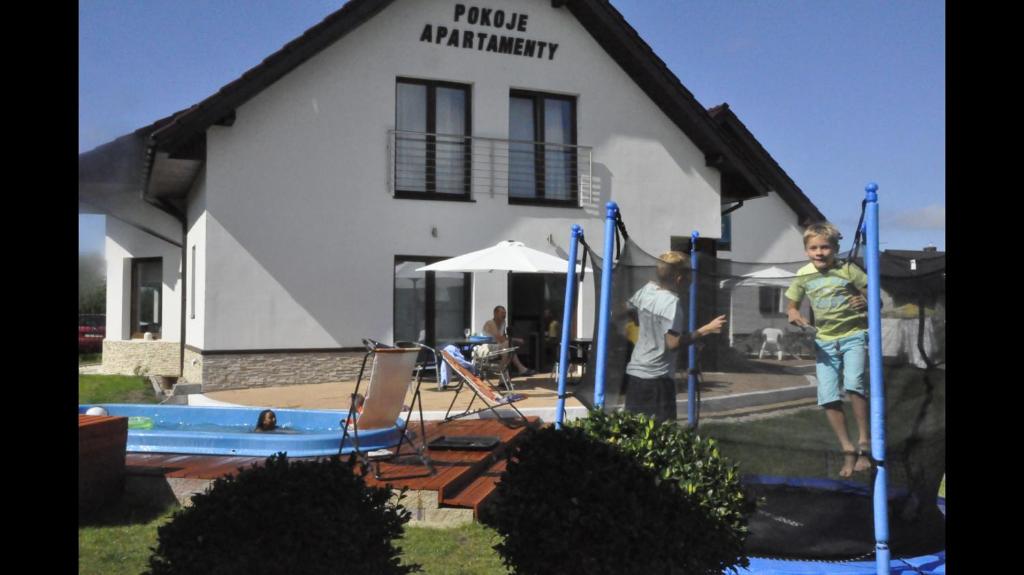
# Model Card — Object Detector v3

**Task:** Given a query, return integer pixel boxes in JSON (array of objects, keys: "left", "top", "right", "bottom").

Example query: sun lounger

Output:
[
  {"left": 340, "top": 339, "right": 435, "bottom": 480},
  {"left": 439, "top": 349, "right": 529, "bottom": 426}
]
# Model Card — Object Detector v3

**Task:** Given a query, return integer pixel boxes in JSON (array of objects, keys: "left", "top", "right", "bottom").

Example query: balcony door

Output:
[
  {"left": 395, "top": 78, "right": 471, "bottom": 199},
  {"left": 508, "top": 90, "right": 577, "bottom": 205}
]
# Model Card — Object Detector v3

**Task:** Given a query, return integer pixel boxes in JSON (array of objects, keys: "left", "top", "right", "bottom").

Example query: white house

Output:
[{"left": 79, "top": 0, "right": 825, "bottom": 391}]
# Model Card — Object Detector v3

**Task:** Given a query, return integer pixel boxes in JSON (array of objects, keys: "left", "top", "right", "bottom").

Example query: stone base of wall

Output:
[
  {"left": 102, "top": 340, "right": 181, "bottom": 377},
  {"left": 183, "top": 347, "right": 203, "bottom": 384},
  {"left": 191, "top": 349, "right": 368, "bottom": 392}
]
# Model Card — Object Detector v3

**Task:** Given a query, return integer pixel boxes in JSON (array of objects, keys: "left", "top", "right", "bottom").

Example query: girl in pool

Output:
[{"left": 255, "top": 409, "right": 277, "bottom": 432}]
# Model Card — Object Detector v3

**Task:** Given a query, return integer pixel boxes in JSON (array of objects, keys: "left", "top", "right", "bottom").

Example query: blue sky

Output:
[{"left": 79, "top": 0, "right": 944, "bottom": 255}]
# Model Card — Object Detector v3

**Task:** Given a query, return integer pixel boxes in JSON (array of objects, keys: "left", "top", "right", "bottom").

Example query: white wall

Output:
[
  {"left": 721, "top": 192, "right": 808, "bottom": 264},
  {"left": 185, "top": 168, "right": 208, "bottom": 350},
  {"left": 105, "top": 217, "right": 182, "bottom": 342},
  {"left": 199, "top": 0, "right": 723, "bottom": 350}
]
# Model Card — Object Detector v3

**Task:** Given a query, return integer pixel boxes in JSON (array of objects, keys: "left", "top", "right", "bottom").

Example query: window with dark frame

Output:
[
  {"left": 718, "top": 213, "right": 733, "bottom": 251},
  {"left": 508, "top": 90, "right": 578, "bottom": 206},
  {"left": 130, "top": 258, "right": 163, "bottom": 338},
  {"left": 759, "top": 286, "right": 786, "bottom": 316},
  {"left": 395, "top": 78, "right": 472, "bottom": 200},
  {"left": 393, "top": 256, "right": 471, "bottom": 349}
]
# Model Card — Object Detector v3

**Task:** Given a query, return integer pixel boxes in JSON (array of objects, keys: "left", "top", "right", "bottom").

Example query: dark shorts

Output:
[{"left": 623, "top": 375, "right": 677, "bottom": 423}]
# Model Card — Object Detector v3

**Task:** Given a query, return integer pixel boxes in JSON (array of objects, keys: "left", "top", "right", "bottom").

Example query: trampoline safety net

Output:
[{"left": 573, "top": 237, "right": 945, "bottom": 561}]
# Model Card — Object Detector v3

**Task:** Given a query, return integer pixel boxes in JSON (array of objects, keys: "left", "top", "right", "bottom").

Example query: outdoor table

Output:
[{"left": 446, "top": 336, "right": 495, "bottom": 358}]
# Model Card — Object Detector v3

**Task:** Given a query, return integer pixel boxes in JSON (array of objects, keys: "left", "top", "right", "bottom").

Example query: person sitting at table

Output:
[
  {"left": 542, "top": 308, "right": 560, "bottom": 339},
  {"left": 482, "top": 305, "right": 536, "bottom": 377}
]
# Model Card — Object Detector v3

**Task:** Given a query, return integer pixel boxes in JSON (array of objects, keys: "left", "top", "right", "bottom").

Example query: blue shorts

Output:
[{"left": 814, "top": 331, "right": 867, "bottom": 406}]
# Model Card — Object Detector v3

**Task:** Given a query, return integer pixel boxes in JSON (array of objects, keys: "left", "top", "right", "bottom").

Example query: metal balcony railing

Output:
[{"left": 387, "top": 130, "right": 594, "bottom": 206}]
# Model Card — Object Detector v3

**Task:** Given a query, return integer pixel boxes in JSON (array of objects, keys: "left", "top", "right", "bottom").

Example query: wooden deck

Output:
[{"left": 125, "top": 416, "right": 540, "bottom": 519}]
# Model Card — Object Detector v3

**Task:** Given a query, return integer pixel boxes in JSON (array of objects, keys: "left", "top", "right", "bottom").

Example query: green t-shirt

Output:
[{"left": 785, "top": 262, "right": 868, "bottom": 341}]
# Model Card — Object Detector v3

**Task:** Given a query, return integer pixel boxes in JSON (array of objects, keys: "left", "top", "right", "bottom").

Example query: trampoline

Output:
[{"left": 553, "top": 189, "right": 945, "bottom": 573}]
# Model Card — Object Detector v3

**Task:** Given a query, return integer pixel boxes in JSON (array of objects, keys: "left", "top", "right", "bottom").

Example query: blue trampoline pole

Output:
[
  {"left": 865, "top": 182, "right": 890, "bottom": 575},
  {"left": 555, "top": 224, "right": 582, "bottom": 430},
  {"left": 593, "top": 202, "right": 619, "bottom": 409},
  {"left": 687, "top": 231, "right": 699, "bottom": 428}
]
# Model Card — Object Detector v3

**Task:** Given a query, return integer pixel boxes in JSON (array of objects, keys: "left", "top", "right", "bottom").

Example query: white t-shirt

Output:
[{"left": 625, "top": 282, "right": 685, "bottom": 379}]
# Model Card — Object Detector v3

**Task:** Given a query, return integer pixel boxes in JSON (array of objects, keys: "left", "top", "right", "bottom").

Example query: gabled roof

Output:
[
  {"left": 708, "top": 103, "right": 826, "bottom": 226},
  {"left": 149, "top": 0, "right": 394, "bottom": 155},
  {"left": 86, "top": 0, "right": 776, "bottom": 204}
]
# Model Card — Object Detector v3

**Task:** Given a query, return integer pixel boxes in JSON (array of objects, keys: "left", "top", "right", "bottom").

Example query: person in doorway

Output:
[
  {"left": 624, "top": 251, "right": 726, "bottom": 423},
  {"left": 785, "top": 221, "right": 872, "bottom": 478},
  {"left": 542, "top": 308, "right": 560, "bottom": 339},
  {"left": 482, "top": 305, "right": 536, "bottom": 377}
]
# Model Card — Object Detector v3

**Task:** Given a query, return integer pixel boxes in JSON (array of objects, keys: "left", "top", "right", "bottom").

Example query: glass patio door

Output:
[{"left": 394, "top": 257, "right": 469, "bottom": 348}]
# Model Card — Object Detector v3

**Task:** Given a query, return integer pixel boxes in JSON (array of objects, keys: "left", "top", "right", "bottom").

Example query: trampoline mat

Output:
[{"left": 744, "top": 482, "right": 945, "bottom": 560}]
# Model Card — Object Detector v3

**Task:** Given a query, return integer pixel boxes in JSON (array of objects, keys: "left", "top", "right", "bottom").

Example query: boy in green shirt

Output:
[{"left": 785, "top": 222, "right": 871, "bottom": 477}]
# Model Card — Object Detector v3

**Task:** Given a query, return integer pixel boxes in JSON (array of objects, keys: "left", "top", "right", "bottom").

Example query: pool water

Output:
[{"left": 79, "top": 403, "right": 404, "bottom": 457}]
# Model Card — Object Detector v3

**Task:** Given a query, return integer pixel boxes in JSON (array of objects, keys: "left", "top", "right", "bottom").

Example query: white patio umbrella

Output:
[
  {"left": 417, "top": 241, "right": 590, "bottom": 350},
  {"left": 719, "top": 266, "right": 800, "bottom": 347},
  {"left": 718, "top": 265, "right": 799, "bottom": 289},
  {"left": 416, "top": 240, "right": 589, "bottom": 274}
]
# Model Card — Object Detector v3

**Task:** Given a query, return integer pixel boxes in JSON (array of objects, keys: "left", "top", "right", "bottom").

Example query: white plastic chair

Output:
[{"left": 759, "top": 327, "right": 786, "bottom": 360}]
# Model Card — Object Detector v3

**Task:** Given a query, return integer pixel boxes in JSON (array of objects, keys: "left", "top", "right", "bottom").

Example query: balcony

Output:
[{"left": 387, "top": 130, "right": 594, "bottom": 207}]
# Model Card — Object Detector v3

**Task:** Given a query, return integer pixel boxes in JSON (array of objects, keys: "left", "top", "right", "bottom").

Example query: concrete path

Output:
[
  {"left": 202, "top": 371, "right": 591, "bottom": 422},
  {"left": 200, "top": 358, "right": 819, "bottom": 422}
]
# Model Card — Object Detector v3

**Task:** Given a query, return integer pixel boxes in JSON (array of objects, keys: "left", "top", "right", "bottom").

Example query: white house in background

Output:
[{"left": 78, "top": 0, "right": 825, "bottom": 391}]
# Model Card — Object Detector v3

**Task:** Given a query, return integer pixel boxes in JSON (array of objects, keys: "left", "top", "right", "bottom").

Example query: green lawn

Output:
[
  {"left": 398, "top": 523, "right": 508, "bottom": 574},
  {"left": 79, "top": 498, "right": 178, "bottom": 575},
  {"left": 79, "top": 498, "right": 508, "bottom": 575},
  {"left": 79, "top": 374, "right": 160, "bottom": 405}
]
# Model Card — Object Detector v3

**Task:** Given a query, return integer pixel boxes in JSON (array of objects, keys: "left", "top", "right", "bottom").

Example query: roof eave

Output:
[
  {"left": 151, "top": 0, "right": 395, "bottom": 152},
  {"left": 708, "top": 103, "right": 826, "bottom": 225}
]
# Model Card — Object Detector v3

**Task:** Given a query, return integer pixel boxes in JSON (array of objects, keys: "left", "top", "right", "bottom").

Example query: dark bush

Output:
[
  {"left": 573, "top": 409, "right": 753, "bottom": 571},
  {"left": 146, "top": 453, "right": 417, "bottom": 575},
  {"left": 486, "top": 425, "right": 746, "bottom": 575}
]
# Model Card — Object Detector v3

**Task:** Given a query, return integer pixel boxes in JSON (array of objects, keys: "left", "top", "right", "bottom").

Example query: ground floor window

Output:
[
  {"left": 394, "top": 257, "right": 470, "bottom": 348},
  {"left": 131, "top": 258, "right": 162, "bottom": 338},
  {"left": 759, "top": 286, "right": 787, "bottom": 316}
]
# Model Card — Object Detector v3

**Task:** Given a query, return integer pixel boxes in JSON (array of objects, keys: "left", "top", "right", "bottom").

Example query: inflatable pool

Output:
[{"left": 78, "top": 404, "right": 403, "bottom": 457}]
